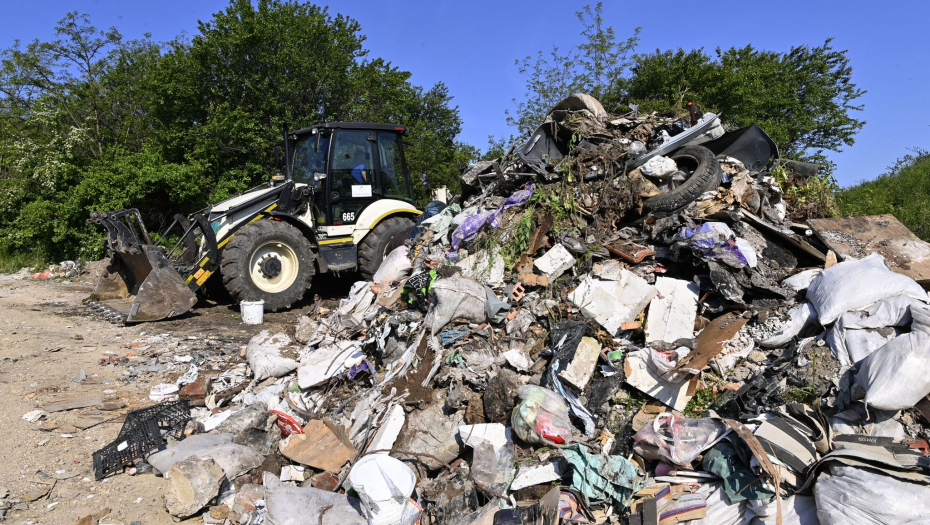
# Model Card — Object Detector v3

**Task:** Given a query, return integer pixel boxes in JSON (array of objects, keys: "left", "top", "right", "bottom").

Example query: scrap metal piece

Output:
[
  {"left": 700, "top": 124, "right": 780, "bottom": 176},
  {"left": 626, "top": 113, "right": 719, "bottom": 169}
]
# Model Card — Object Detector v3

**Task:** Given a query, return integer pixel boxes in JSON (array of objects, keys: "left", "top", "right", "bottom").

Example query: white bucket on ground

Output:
[
  {"left": 349, "top": 454, "right": 418, "bottom": 524},
  {"left": 241, "top": 300, "right": 265, "bottom": 324}
]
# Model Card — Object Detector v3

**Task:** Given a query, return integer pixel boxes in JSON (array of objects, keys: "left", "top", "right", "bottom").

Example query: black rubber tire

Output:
[
  {"left": 220, "top": 220, "right": 315, "bottom": 312},
  {"left": 643, "top": 145, "right": 722, "bottom": 213},
  {"left": 358, "top": 216, "right": 415, "bottom": 280}
]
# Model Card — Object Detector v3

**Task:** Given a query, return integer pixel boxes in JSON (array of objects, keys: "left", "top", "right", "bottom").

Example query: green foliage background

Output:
[{"left": 0, "top": 0, "right": 476, "bottom": 264}]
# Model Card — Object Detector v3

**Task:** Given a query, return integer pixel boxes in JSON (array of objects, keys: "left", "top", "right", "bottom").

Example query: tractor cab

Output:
[{"left": 288, "top": 123, "right": 415, "bottom": 230}]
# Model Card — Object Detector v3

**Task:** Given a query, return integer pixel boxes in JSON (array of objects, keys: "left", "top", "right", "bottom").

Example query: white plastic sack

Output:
[
  {"left": 781, "top": 269, "right": 822, "bottom": 292},
  {"left": 148, "top": 433, "right": 264, "bottom": 480},
  {"left": 373, "top": 246, "right": 411, "bottom": 285},
  {"left": 806, "top": 253, "right": 928, "bottom": 325},
  {"left": 246, "top": 331, "right": 298, "bottom": 381},
  {"left": 826, "top": 295, "right": 921, "bottom": 366},
  {"left": 682, "top": 482, "right": 746, "bottom": 525},
  {"left": 814, "top": 464, "right": 930, "bottom": 525},
  {"left": 858, "top": 304, "right": 930, "bottom": 410},
  {"left": 430, "top": 277, "right": 487, "bottom": 334},
  {"left": 747, "top": 495, "right": 820, "bottom": 525},
  {"left": 760, "top": 303, "right": 818, "bottom": 348},
  {"left": 829, "top": 409, "right": 905, "bottom": 441}
]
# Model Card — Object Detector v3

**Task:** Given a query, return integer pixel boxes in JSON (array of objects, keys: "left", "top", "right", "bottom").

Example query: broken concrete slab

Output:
[
  {"left": 510, "top": 458, "right": 567, "bottom": 491},
  {"left": 534, "top": 243, "right": 576, "bottom": 280},
  {"left": 42, "top": 393, "right": 103, "bottom": 413},
  {"left": 149, "top": 433, "right": 264, "bottom": 480},
  {"left": 569, "top": 272, "right": 657, "bottom": 335},
  {"left": 646, "top": 277, "right": 699, "bottom": 345},
  {"left": 280, "top": 419, "right": 356, "bottom": 472},
  {"left": 593, "top": 260, "right": 624, "bottom": 281},
  {"left": 297, "top": 340, "right": 363, "bottom": 389},
  {"left": 458, "top": 249, "right": 506, "bottom": 286},
  {"left": 558, "top": 336, "right": 601, "bottom": 390},
  {"left": 367, "top": 404, "right": 405, "bottom": 453},
  {"left": 458, "top": 423, "right": 510, "bottom": 451},
  {"left": 624, "top": 350, "right": 695, "bottom": 412},
  {"left": 165, "top": 456, "right": 225, "bottom": 518}
]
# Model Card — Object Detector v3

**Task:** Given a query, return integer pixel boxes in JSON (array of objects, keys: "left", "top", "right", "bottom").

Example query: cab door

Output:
[{"left": 327, "top": 129, "right": 379, "bottom": 226}]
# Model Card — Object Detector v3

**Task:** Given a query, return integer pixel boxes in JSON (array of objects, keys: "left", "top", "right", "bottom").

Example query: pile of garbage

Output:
[{"left": 91, "top": 94, "right": 930, "bottom": 525}]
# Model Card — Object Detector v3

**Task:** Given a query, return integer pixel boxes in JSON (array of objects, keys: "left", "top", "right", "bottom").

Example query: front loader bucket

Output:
[{"left": 87, "top": 245, "right": 197, "bottom": 323}]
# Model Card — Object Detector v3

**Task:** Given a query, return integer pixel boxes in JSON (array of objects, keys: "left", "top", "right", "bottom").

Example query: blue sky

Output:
[{"left": 3, "top": 0, "right": 929, "bottom": 187}]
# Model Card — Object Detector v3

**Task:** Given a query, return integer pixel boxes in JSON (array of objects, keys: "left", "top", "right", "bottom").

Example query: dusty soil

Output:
[{"left": 0, "top": 272, "right": 351, "bottom": 524}]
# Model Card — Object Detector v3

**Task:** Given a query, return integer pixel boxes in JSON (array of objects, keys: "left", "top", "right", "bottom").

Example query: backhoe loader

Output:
[{"left": 86, "top": 122, "right": 422, "bottom": 323}]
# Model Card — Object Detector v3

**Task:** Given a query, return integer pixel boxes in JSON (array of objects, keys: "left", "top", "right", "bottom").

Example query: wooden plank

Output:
[
  {"left": 281, "top": 419, "right": 357, "bottom": 472},
  {"left": 73, "top": 416, "right": 107, "bottom": 430},
  {"left": 42, "top": 393, "right": 103, "bottom": 413},
  {"left": 808, "top": 214, "right": 930, "bottom": 285},
  {"left": 673, "top": 313, "right": 748, "bottom": 373}
]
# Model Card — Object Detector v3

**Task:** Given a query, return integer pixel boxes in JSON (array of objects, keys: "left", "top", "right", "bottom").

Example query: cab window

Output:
[
  {"left": 378, "top": 132, "right": 409, "bottom": 199},
  {"left": 291, "top": 134, "right": 330, "bottom": 185},
  {"left": 331, "top": 130, "right": 376, "bottom": 197}
]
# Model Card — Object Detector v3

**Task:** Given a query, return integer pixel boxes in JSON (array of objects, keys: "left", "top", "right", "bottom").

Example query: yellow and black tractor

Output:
[{"left": 86, "top": 122, "right": 423, "bottom": 323}]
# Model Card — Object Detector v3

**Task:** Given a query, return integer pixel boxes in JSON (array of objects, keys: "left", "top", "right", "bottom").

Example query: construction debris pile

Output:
[{"left": 88, "top": 94, "right": 930, "bottom": 524}]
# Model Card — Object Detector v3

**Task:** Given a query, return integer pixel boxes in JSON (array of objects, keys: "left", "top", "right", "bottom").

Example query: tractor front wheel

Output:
[
  {"left": 358, "top": 216, "right": 415, "bottom": 281},
  {"left": 221, "top": 220, "right": 314, "bottom": 311}
]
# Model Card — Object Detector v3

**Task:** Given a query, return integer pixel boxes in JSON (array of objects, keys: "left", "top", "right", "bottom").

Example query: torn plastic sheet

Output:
[
  {"left": 675, "top": 222, "right": 757, "bottom": 269},
  {"left": 549, "top": 363, "right": 596, "bottom": 436},
  {"left": 440, "top": 329, "right": 469, "bottom": 346},
  {"left": 450, "top": 185, "right": 535, "bottom": 251},
  {"left": 826, "top": 294, "right": 923, "bottom": 366},
  {"left": 561, "top": 444, "right": 645, "bottom": 509}
]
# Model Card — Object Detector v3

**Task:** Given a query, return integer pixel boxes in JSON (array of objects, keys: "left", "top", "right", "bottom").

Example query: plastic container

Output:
[
  {"left": 241, "top": 300, "right": 264, "bottom": 324},
  {"left": 349, "top": 454, "right": 418, "bottom": 525}
]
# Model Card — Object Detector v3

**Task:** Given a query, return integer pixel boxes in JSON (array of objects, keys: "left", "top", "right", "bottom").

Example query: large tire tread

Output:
[
  {"left": 358, "top": 216, "right": 415, "bottom": 280},
  {"left": 643, "top": 145, "right": 723, "bottom": 213},
  {"left": 221, "top": 220, "right": 314, "bottom": 312}
]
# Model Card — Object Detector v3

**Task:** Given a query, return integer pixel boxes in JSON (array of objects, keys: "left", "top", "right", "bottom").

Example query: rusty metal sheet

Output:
[{"left": 808, "top": 214, "right": 930, "bottom": 286}]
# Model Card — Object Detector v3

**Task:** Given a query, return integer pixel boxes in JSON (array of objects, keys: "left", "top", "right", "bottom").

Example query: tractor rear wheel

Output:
[
  {"left": 358, "top": 216, "right": 415, "bottom": 280},
  {"left": 221, "top": 220, "right": 314, "bottom": 311}
]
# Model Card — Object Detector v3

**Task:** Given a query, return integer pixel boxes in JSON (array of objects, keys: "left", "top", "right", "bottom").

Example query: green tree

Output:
[
  {"left": 0, "top": 1, "right": 472, "bottom": 262},
  {"left": 505, "top": 3, "right": 641, "bottom": 138},
  {"left": 626, "top": 40, "right": 866, "bottom": 164}
]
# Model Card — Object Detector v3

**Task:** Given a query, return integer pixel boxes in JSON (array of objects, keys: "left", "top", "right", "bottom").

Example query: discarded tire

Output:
[
  {"left": 358, "top": 216, "right": 415, "bottom": 280},
  {"left": 221, "top": 220, "right": 314, "bottom": 311},
  {"left": 643, "top": 145, "right": 722, "bottom": 213}
]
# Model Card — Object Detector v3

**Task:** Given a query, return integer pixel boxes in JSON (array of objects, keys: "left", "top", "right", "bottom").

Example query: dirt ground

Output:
[{"left": 0, "top": 272, "right": 351, "bottom": 524}]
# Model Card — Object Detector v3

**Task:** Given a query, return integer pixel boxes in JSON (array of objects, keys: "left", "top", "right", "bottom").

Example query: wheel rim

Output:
[{"left": 249, "top": 241, "right": 299, "bottom": 293}]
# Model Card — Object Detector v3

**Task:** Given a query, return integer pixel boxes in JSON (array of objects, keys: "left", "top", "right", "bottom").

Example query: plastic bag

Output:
[
  {"left": 633, "top": 413, "right": 727, "bottom": 467},
  {"left": 858, "top": 304, "right": 930, "bottom": 410},
  {"left": 675, "top": 222, "right": 757, "bottom": 269},
  {"left": 373, "top": 246, "right": 411, "bottom": 285},
  {"left": 511, "top": 385, "right": 573, "bottom": 446},
  {"left": 471, "top": 441, "right": 515, "bottom": 494},
  {"left": 645, "top": 347, "right": 691, "bottom": 383},
  {"left": 806, "top": 253, "right": 928, "bottom": 325}
]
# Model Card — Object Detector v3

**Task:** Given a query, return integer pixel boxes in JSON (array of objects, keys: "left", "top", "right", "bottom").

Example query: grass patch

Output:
[
  {"left": 0, "top": 250, "right": 44, "bottom": 274},
  {"left": 837, "top": 149, "right": 930, "bottom": 241}
]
